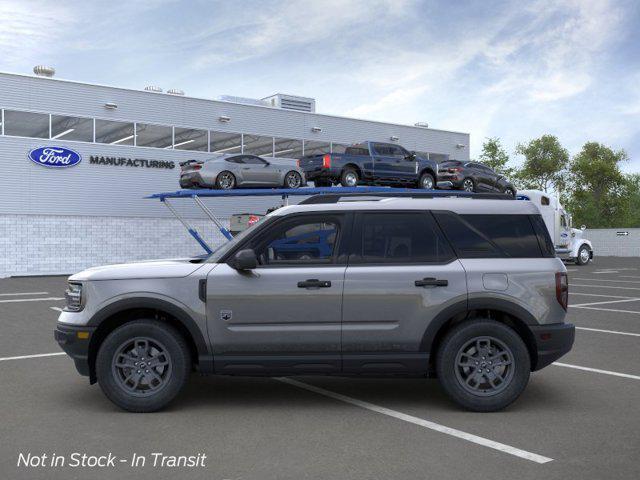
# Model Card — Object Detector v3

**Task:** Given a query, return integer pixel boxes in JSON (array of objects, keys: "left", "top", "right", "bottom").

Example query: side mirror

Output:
[
  {"left": 230, "top": 249, "right": 257, "bottom": 270},
  {"left": 405, "top": 152, "right": 416, "bottom": 161}
]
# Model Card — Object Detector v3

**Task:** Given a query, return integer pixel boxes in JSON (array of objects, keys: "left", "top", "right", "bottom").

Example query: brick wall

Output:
[{"left": 0, "top": 214, "right": 230, "bottom": 277}]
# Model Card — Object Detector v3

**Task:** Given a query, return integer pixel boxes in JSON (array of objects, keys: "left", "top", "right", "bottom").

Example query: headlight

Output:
[{"left": 64, "top": 282, "right": 84, "bottom": 312}]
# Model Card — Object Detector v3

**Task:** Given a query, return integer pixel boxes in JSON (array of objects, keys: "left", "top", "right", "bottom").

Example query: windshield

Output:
[{"left": 206, "top": 215, "right": 276, "bottom": 262}]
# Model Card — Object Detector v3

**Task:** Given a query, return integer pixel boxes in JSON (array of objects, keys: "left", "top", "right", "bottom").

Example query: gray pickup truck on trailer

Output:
[{"left": 55, "top": 192, "right": 574, "bottom": 413}]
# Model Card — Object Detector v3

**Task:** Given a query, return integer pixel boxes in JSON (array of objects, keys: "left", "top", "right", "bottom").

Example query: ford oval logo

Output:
[{"left": 28, "top": 146, "right": 82, "bottom": 168}]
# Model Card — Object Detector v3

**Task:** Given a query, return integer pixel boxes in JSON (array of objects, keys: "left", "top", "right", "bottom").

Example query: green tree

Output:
[
  {"left": 566, "top": 142, "right": 629, "bottom": 228},
  {"left": 515, "top": 135, "right": 569, "bottom": 192},
  {"left": 478, "top": 137, "right": 514, "bottom": 176}
]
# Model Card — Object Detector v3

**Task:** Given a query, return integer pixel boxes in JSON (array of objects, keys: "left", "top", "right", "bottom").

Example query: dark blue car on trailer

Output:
[{"left": 297, "top": 141, "right": 441, "bottom": 190}]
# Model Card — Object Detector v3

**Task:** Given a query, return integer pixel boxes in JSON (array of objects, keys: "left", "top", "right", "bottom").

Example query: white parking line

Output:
[
  {"left": 618, "top": 275, "right": 640, "bottom": 279},
  {"left": 50, "top": 307, "right": 63, "bottom": 312},
  {"left": 570, "top": 298, "right": 640, "bottom": 307},
  {"left": 0, "top": 352, "right": 65, "bottom": 362},
  {"left": 571, "top": 305, "right": 640, "bottom": 315},
  {"left": 576, "top": 327, "right": 640, "bottom": 337},
  {"left": 571, "top": 284, "right": 640, "bottom": 291},
  {"left": 573, "top": 278, "right": 640, "bottom": 284},
  {"left": 277, "top": 377, "right": 553, "bottom": 464},
  {"left": 553, "top": 362, "right": 640, "bottom": 380},
  {"left": 0, "top": 291, "right": 49, "bottom": 296},
  {"left": 0, "top": 297, "right": 64, "bottom": 304},
  {"left": 570, "top": 292, "right": 636, "bottom": 299}
]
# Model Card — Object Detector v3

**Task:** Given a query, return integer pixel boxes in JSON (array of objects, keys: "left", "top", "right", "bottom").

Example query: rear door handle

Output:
[
  {"left": 415, "top": 277, "right": 448, "bottom": 287},
  {"left": 297, "top": 279, "right": 331, "bottom": 289}
]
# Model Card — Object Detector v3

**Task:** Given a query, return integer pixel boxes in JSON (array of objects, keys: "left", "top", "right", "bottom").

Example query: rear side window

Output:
[
  {"left": 433, "top": 212, "right": 501, "bottom": 258},
  {"left": 351, "top": 212, "right": 454, "bottom": 264},
  {"left": 345, "top": 146, "right": 370, "bottom": 156},
  {"left": 461, "top": 214, "right": 543, "bottom": 258},
  {"left": 530, "top": 214, "right": 555, "bottom": 257}
]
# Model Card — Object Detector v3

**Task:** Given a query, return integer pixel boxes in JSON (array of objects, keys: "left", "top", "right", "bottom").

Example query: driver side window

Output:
[{"left": 253, "top": 217, "right": 341, "bottom": 266}]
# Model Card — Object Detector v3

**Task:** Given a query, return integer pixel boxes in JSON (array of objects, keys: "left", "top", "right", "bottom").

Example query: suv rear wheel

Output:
[
  {"left": 436, "top": 319, "right": 530, "bottom": 412},
  {"left": 462, "top": 178, "right": 475, "bottom": 192},
  {"left": 96, "top": 320, "right": 191, "bottom": 412}
]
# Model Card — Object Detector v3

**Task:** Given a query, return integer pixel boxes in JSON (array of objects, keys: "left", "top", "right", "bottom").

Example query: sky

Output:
[{"left": 1, "top": 0, "right": 639, "bottom": 170}]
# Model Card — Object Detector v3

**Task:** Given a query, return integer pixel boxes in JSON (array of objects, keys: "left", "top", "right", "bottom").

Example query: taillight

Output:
[
  {"left": 556, "top": 272, "right": 568, "bottom": 311},
  {"left": 248, "top": 215, "right": 260, "bottom": 227},
  {"left": 322, "top": 154, "right": 331, "bottom": 168},
  {"left": 296, "top": 159, "right": 300, "bottom": 167},
  {"left": 449, "top": 167, "right": 462, "bottom": 173}
]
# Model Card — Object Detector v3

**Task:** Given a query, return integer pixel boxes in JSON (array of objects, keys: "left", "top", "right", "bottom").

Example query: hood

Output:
[{"left": 69, "top": 258, "right": 206, "bottom": 281}]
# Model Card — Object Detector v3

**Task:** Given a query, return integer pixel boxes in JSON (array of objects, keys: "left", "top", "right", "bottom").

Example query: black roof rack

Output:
[{"left": 299, "top": 191, "right": 514, "bottom": 205}]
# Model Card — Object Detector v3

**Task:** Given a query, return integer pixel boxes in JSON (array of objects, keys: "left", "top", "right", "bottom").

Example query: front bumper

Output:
[
  {"left": 530, "top": 322, "right": 575, "bottom": 370},
  {"left": 54, "top": 323, "right": 96, "bottom": 378}
]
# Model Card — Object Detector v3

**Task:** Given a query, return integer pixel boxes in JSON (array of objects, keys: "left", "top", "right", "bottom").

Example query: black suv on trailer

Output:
[{"left": 438, "top": 160, "right": 516, "bottom": 196}]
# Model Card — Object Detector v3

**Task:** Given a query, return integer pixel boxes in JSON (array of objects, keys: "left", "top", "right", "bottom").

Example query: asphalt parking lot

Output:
[{"left": 1, "top": 258, "right": 639, "bottom": 480}]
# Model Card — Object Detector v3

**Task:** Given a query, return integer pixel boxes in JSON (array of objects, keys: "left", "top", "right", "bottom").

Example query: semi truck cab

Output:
[{"left": 518, "top": 190, "right": 593, "bottom": 265}]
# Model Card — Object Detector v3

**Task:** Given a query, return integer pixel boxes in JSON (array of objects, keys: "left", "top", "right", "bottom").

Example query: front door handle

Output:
[
  {"left": 297, "top": 279, "right": 331, "bottom": 289},
  {"left": 415, "top": 277, "right": 448, "bottom": 287}
]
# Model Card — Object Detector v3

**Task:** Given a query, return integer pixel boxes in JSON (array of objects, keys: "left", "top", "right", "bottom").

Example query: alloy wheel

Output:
[
  {"left": 286, "top": 172, "right": 302, "bottom": 188},
  {"left": 421, "top": 175, "right": 434, "bottom": 189},
  {"left": 344, "top": 172, "right": 358, "bottom": 187},
  {"left": 111, "top": 337, "right": 172, "bottom": 397},
  {"left": 218, "top": 172, "right": 235, "bottom": 189},
  {"left": 579, "top": 247, "right": 590, "bottom": 263},
  {"left": 454, "top": 336, "right": 515, "bottom": 396},
  {"left": 463, "top": 179, "right": 474, "bottom": 192}
]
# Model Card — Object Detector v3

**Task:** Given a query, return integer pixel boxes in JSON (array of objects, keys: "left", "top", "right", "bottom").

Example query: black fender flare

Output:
[
  {"left": 87, "top": 297, "right": 212, "bottom": 371},
  {"left": 419, "top": 297, "right": 538, "bottom": 353}
]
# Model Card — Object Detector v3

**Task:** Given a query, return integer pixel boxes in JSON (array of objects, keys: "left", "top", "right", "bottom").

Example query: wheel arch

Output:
[
  {"left": 86, "top": 297, "right": 212, "bottom": 383},
  {"left": 422, "top": 298, "right": 539, "bottom": 373}
]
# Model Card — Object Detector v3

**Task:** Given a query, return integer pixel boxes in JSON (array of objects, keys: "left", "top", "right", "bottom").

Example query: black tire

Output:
[
  {"left": 283, "top": 171, "right": 303, "bottom": 189},
  {"left": 96, "top": 320, "right": 191, "bottom": 412},
  {"left": 340, "top": 168, "right": 359, "bottom": 187},
  {"left": 436, "top": 319, "right": 530, "bottom": 412},
  {"left": 576, "top": 245, "right": 591, "bottom": 265},
  {"left": 418, "top": 172, "right": 435, "bottom": 190},
  {"left": 462, "top": 178, "right": 475, "bottom": 192},
  {"left": 215, "top": 171, "right": 236, "bottom": 190},
  {"left": 503, "top": 187, "right": 516, "bottom": 197},
  {"left": 314, "top": 179, "right": 332, "bottom": 188}
]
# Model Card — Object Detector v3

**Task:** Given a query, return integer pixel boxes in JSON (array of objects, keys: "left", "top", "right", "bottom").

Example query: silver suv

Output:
[{"left": 55, "top": 193, "right": 574, "bottom": 412}]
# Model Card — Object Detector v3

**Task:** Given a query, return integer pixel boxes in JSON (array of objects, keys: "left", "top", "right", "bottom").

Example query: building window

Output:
[
  {"left": 3, "top": 110, "right": 49, "bottom": 138},
  {"left": 136, "top": 123, "right": 173, "bottom": 149},
  {"left": 303, "top": 140, "right": 330, "bottom": 156},
  {"left": 331, "top": 143, "right": 349, "bottom": 154},
  {"left": 173, "top": 127, "right": 208, "bottom": 151},
  {"left": 273, "top": 137, "right": 303, "bottom": 158},
  {"left": 95, "top": 119, "right": 135, "bottom": 145},
  {"left": 243, "top": 134, "right": 274, "bottom": 156},
  {"left": 210, "top": 131, "right": 242, "bottom": 154},
  {"left": 50, "top": 114, "right": 93, "bottom": 142}
]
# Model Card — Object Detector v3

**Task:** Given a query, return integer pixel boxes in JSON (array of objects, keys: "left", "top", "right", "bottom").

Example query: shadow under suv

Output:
[{"left": 55, "top": 193, "right": 573, "bottom": 413}]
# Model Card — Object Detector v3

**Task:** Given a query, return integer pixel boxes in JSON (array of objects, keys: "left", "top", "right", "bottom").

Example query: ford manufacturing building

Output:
[{"left": 0, "top": 69, "right": 470, "bottom": 277}]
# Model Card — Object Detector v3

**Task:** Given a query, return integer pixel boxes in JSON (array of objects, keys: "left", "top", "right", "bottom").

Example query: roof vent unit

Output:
[
  {"left": 218, "top": 95, "right": 270, "bottom": 107},
  {"left": 144, "top": 85, "right": 163, "bottom": 93},
  {"left": 261, "top": 94, "right": 316, "bottom": 113},
  {"left": 167, "top": 88, "right": 185, "bottom": 96},
  {"left": 414, "top": 122, "right": 429, "bottom": 128},
  {"left": 33, "top": 65, "right": 55, "bottom": 77}
]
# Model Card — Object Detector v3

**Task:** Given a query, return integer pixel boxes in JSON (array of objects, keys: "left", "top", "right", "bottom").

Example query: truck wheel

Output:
[
  {"left": 340, "top": 168, "right": 359, "bottom": 187},
  {"left": 96, "top": 320, "right": 191, "bottom": 412},
  {"left": 462, "top": 178, "right": 475, "bottom": 192},
  {"left": 216, "top": 171, "right": 236, "bottom": 190},
  {"left": 576, "top": 245, "right": 591, "bottom": 265},
  {"left": 503, "top": 187, "right": 516, "bottom": 197},
  {"left": 436, "top": 319, "right": 530, "bottom": 412},
  {"left": 418, "top": 172, "right": 435, "bottom": 190}
]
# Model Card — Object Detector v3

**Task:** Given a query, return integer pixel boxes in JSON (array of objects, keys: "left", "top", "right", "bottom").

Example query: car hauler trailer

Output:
[{"left": 517, "top": 190, "right": 593, "bottom": 265}]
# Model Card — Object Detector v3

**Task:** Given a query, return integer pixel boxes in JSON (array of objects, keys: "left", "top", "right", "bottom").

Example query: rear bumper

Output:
[
  {"left": 303, "top": 167, "right": 340, "bottom": 181},
  {"left": 54, "top": 323, "right": 96, "bottom": 378},
  {"left": 179, "top": 172, "right": 207, "bottom": 189},
  {"left": 436, "top": 176, "right": 464, "bottom": 188},
  {"left": 530, "top": 322, "right": 575, "bottom": 371}
]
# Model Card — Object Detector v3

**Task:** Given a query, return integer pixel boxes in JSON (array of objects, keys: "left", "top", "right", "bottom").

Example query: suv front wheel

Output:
[
  {"left": 96, "top": 320, "right": 191, "bottom": 412},
  {"left": 436, "top": 319, "right": 530, "bottom": 412}
]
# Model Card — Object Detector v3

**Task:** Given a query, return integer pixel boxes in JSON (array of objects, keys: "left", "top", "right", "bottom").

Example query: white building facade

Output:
[{"left": 0, "top": 71, "right": 470, "bottom": 276}]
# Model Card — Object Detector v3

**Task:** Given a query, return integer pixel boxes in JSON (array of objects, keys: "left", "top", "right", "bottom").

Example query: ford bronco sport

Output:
[{"left": 55, "top": 192, "right": 574, "bottom": 412}]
